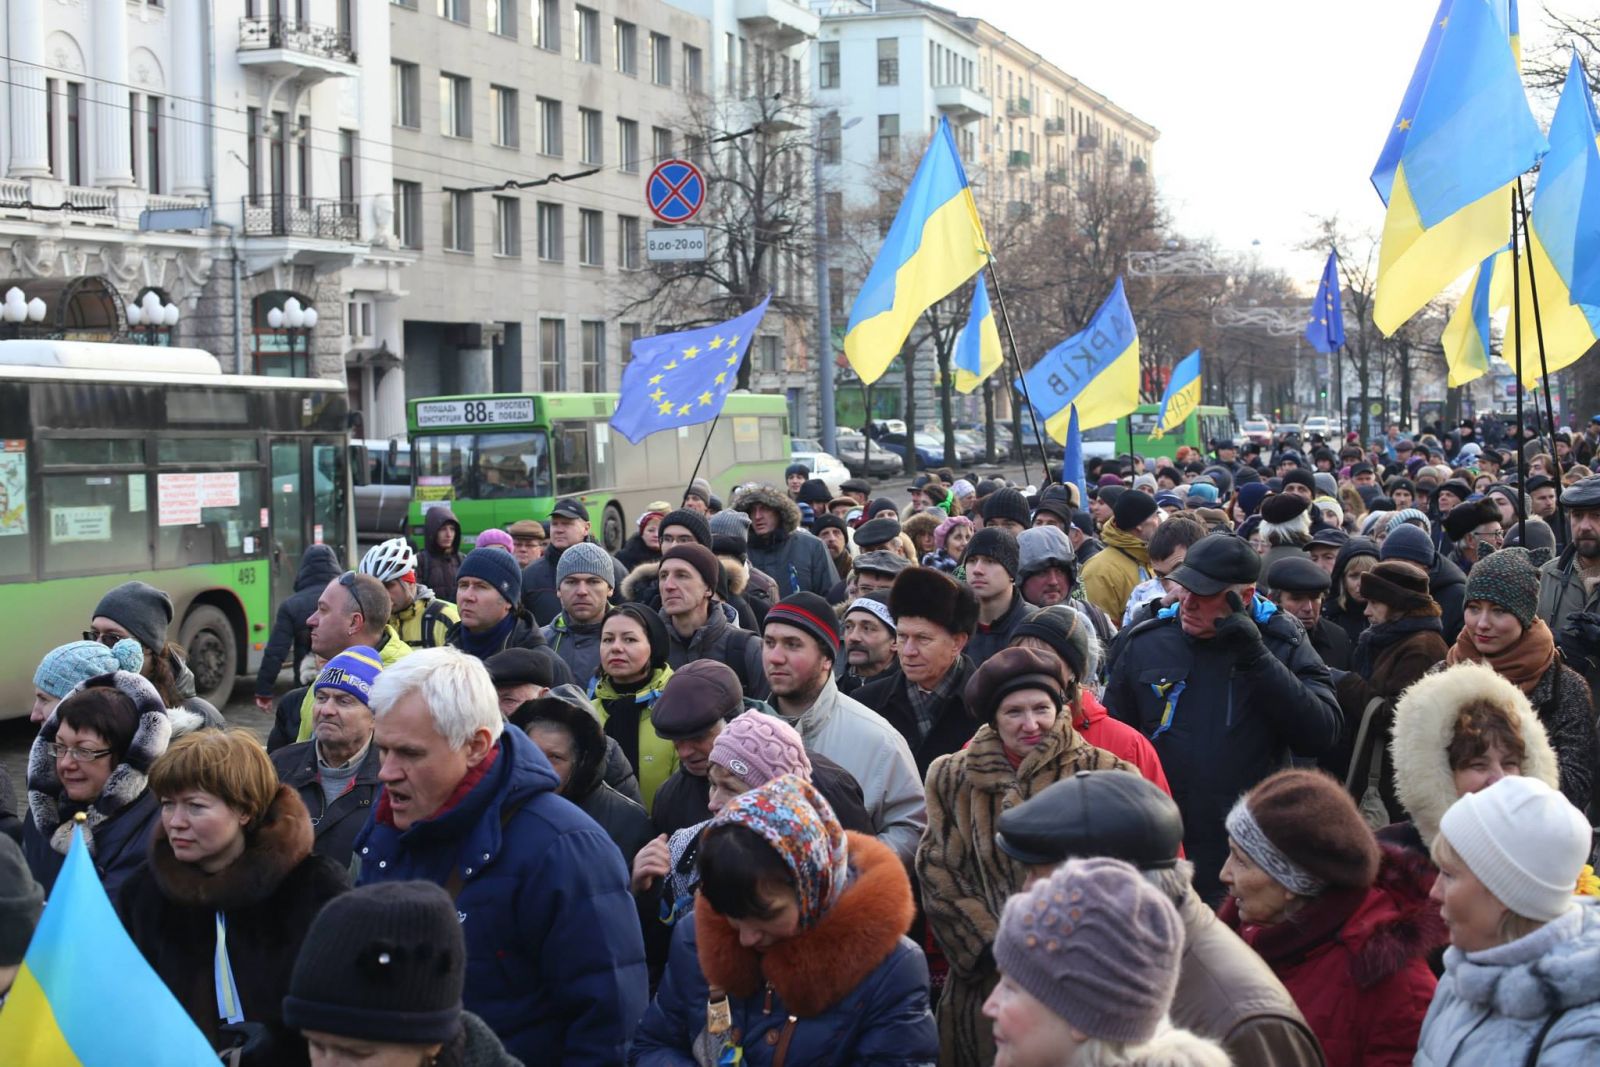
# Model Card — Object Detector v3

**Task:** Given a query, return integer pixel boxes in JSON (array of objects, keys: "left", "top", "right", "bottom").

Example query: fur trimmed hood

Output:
[
  {"left": 147, "top": 783, "right": 314, "bottom": 910},
  {"left": 1391, "top": 661, "right": 1560, "bottom": 847},
  {"left": 27, "top": 669, "right": 204, "bottom": 858},
  {"left": 695, "top": 831, "right": 913, "bottom": 1017},
  {"left": 733, "top": 484, "right": 802, "bottom": 535},
  {"left": 620, "top": 560, "right": 661, "bottom": 603},
  {"left": 716, "top": 554, "right": 749, "bottom": 597}
]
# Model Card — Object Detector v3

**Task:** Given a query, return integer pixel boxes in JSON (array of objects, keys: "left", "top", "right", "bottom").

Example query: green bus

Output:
[
  {"left": 405, "top": 392, "right": 791, "bottom": 552},
  {"left": 1124, "top": 403, "right": 1239, "bottom": 460},
  {"left": 0, "top": 340, "right": 354, "bottom": 717}
]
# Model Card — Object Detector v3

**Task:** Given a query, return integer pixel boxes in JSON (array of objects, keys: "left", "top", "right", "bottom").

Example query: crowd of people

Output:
[{"left": 5, "top": 417, "right": 1600, "bottom": 1065}]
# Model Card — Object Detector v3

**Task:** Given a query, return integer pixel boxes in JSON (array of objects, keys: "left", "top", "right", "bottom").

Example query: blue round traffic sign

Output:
[{"left": 646, "top": 159, "right": 706, "bottom": 224}]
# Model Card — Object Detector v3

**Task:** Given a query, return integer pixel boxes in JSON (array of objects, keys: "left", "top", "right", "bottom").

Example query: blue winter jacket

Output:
[{"left": 353, "top": 725, "right": 648, "bottom": 1065}]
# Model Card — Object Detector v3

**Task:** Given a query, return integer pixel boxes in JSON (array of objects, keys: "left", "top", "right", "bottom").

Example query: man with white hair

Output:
[{"left": 352, "top": 647, "right": 646, "bottom": 1064}]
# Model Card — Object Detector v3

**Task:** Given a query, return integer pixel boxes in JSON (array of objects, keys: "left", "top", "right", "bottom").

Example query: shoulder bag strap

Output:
[
  {"left": 1343, "top": 696, "right": 1389, "bottom": 795},
  {"left": 1524, "top": 1006, "right": 1573, "bottom": 1067}
]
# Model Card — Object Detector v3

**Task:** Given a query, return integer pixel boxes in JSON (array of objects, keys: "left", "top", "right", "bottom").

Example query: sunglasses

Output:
[{"left": 81, "top": 629, "right": 127, "bottom": 648}]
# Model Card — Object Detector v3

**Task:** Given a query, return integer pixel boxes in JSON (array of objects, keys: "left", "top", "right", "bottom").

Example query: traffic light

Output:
[{"left": 1319, "top": 387, "right": 1328, "bottom": 400}]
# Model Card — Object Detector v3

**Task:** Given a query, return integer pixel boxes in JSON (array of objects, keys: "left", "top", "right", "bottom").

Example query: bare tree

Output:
[{"left": 1525, "top": 10, "right": 1600, "bottom": 96}]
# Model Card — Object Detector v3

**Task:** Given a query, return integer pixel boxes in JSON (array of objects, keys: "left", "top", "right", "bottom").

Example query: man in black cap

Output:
[
  {"left": 1538, "top": 474, "right": 1600, "bottom": 658},
  {"left": 995, "top": 772, "right": 1322, "bottom": 1067},
  {"left": 1304, "top": 526, "right": 1348, "bottom": 576},
  {"left": 1067, "top": 508, "right": 1103, "bottom": 564},
  {"left": 840, "top": 477, "right": 872, "bottom": 507},
  {"left": 961, "top": 527, "right": 1031, "bottom": 667},
  {"left": 1442, "top": 498, "right": 1504, "bottom": 572},
  {"left": 1266, "top": 556, "right": 1350, "bottom": 669},
  {"left": 1031, "top": 486, "right": 1075, "bottom": 531},
  {"left": 980, "top": 487, "right": 1030, "bottom": 536},
  {"left": 853, "top": 515, "right": 902, "bottom": 554},
  {"left": 484, "top": 646, "right": 569, "bottom": 716},
  {"left": 646, "top": 660, "right": 743, "bottom": 835},
  {"left": 1210, "top": 437, "right": 1240, "bottom": 472},
  {"left": 1526, "top": 473, "right": 1561, "bottom": 530},
  {"left": 1079, "top": 488, "right": 1159, "bottom": 620},
  {"left": 520, "top": 498, "right": 627, "bottom": 626},
  {"left": 849, "top": 550, "right": 911, "bottom": 595},
  {"left": 1102, "top": 533, "right": 1340, "bottom": 902}
]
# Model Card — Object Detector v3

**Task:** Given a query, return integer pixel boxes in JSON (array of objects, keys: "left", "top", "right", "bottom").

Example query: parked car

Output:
[
  {"left": 835, "top": 429, "right": 903, "bottom": 478},
  {"left": 877, "top": 431, "right": 949, "bottom": 468},
  {"left": 789, "top": 438, "right": 849, "bottom": 495},
  {"left": 1302, "top": 416, "right": 1331, "bottom": 437},
  {"left": 355, "top": 438, "right": 412, "bottom": 545},
  {"left": 1014, "top": 420, "right": 1068, "bottom": 460}
]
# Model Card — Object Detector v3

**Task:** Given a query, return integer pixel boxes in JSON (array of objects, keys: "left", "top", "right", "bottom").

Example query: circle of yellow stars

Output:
[{"left": 646, "top": 333, "right": 743, "bottom": 417}]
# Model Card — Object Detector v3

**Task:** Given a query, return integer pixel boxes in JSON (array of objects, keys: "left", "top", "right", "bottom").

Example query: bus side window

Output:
[
  {"left": 554, "top": 424, "right": 592, "bottom": 497},
  {"left": 43, "top": 472, "right": 155, "bottom": 577},
  {"left": 154, "top": 472, "right": 265, "bottom": 569}
]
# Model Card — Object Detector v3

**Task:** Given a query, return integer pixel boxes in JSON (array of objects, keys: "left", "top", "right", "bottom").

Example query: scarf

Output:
[
  {"left": 454, "top": 611, "right": 518, "bottom": 659},
  {"left": 1351, "top": 615, "right": 1443, "bottom": 679},
  {"left": 1446, "top": 617, "right": 1557, "bottom": 693},
  {"left": 711, "top": 775, "right": 848, "bottom": 930}
]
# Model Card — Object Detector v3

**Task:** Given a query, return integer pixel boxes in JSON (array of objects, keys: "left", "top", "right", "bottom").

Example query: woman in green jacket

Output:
[{"left": 591, "top": 603, "right": 675, "bottom": 809}]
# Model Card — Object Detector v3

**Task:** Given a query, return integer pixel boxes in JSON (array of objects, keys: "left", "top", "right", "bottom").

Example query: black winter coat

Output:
[
  {"left": 1427, "top": 553, "right": 1468, "bottom": 643},
  {"left": 270, "top": 739, "right": 382, "bottom": 869},
  {"left": 255, "top": 544, "right": 340, "bottom": 697},
  {"left": 117, "top": 786, "right": 348, "bottom": 1066},
  {"left": 964, "top": 591, "right": 1034, "bottom": 668},
  {"left": 417, "top": 506, "right": 464, "bottom": 596},
  {"left": 651, "top": 768, "right": 712, "bottom": 836},
  {"left": 855, "top": 658, "right": 979, "bottom": 779},
  {"left": 1309, "top": 617, "right": 1353, "bottom": 671},
  {"left": 521, "top": 540, "right": 629, "bottom": 626}
]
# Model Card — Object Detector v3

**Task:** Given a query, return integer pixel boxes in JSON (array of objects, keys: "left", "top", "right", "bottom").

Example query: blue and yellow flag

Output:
[
  {"left": 1441, "top": 246, "right": 1510, "bottom": 386},
  {"left": 845, "top": 116, "right": 991, "bottom": 385},
  {"left": 1015, "top": 278, "right": 1140, "bottom": 439},
  {"left": 1371, "top": 0, "right": 1546, "bottom": 335},
  {"left": 953, "top": 274, "right": 1002, "bottom": 393},
  {"left": 0, "top": 823, "right": 215, "bottom": 1064},
  {"left": 610, "top": 296, "right": 771, "bottom": 444},
  {"left": 1152, "top": 350, "right": 1202, "bottom": 438},
  {"left": 1306, "top": 251, "right": 1346, "bottom": 354},
  {"left": 1061, "top": 404, "right": 1088, "bottom": 508}
]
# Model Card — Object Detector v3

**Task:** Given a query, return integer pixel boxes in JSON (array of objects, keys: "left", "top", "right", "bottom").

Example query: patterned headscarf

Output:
[{"left": 710, "top": 774, "right": 849, "bottom": 930}]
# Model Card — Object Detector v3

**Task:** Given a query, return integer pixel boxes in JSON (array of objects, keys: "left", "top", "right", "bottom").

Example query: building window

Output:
[
  {"left": 614, "top": 19, "right": 637, "bottom": 75},
  {"left": 650, "top": 33, "right": 671, "bottom": 86},
  {"left": 652, "top": 126, "right": 673, "bottom": 163},
  {"left": 819, "top": 41, "right": 840, "bottom": 89},
  {"left": 535, "top": 0, "right": 560, "bottom": 50},
  {"left": 579, "top": 107, "right": 602, "bottom": 164},
  {"left": 493, "top": 196, "right": 521, "bottom": 256},
  {"left": 878, "top": 114, "right": 899, "bottom": 161},
  {"left": 825, "top": 191, "right": 842, "bottom": 238},
  {"left": 724, "top": 32, "right": 735, "bottom": 93},
  {"left": 144, "top": 95, "right": 163, "bottom": 193},
  {"left": 760, "top": 336, "right": 780, "bottom": 373},
  {"left": 536, "top": 201, "right": 563, "bottom": 261},
  {"left": 877, "top": 38, "right": 899, "bottom": 86},
  {"left": 581, "top": 321, "right": 605, "bottom": 391},
  {"left": 491, "top": 85, "right": 519, "bottom": 147},
  {"left": 618, "top": 214, "right": 641, "bottom": 269},
  {"left": 487, "top": 0, "right": 514, "bottom": 36},
  {"left": 444, "top": 189, "right": 473, "bottom": 251},
  {"left": 339, "top": 129, "right": 356, "bottom": 203},
  {"left": 296, "top": 115, "right": 311, "bottom": 208},
  {"left": 828, "top": 267, "right": 844, "bottom": 319},
  {"left": 437, "top": 0, "right": 465, "bottom": 23},
  {"left": 578, "top": 208, "right": 603, "bottom": 266},
  {"left": 394, "top": 180, "right": 421, "bottom": 248},
  {"left": 820, "top": 112, "right": 840, "bottom": 164},
  {"left": 391, "top": 61, "right": 420, "bottom": 127},
  {"left": 621, "top": 322, "right": 642, "bottom": 364},
  {"left": 440, "top": 74, "right": 471, "bottom": 138},
  {"left": 575, "top": 5, "right": 599, "bottom": 63},
  {"left": 539, "top": 318, "right": 565, "bottom": 391},
  {"left": 683, "top": 45, "right": 702, "bottom": 92},
  {"left": 616, "top": 118, "right": 639, "bottom": 173},
  {"left": 245, "top": 105, "right": 260, "bottom": 202},
  {"left": 685, "top": 133, "right": 706, "bottom": 170},
  {"left": 538, "top": 97, "right": 562, "bottom": 156}
]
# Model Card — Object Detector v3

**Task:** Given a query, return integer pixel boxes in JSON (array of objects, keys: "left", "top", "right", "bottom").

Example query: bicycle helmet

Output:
[{"left": 360, "top": 537, "right": 417, "bottom": 583}]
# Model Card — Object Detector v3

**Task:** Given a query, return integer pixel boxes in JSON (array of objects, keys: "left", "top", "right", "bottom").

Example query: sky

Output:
[{"left": 975, "top": 0, "right": 1564, "bottom": 294}]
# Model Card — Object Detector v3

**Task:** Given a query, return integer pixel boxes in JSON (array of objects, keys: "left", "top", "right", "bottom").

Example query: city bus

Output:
[
  {"left": 1124, "top": 403, "right": 1239, "bottom": 460},
  {"left": 405, "top": 392, "right": 791, "bottom": 552},
  {"left": 0, "top": 340, "right": 354, "bottom": 717}
]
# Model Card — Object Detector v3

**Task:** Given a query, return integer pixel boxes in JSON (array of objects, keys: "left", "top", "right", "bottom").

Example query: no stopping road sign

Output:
[{"left": 647, "top": 159, "right": 706, "bottom": 224}]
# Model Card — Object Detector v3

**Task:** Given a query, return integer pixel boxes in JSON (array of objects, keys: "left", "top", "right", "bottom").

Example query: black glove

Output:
[
  {"left": 1559, "top": 612, "right": 1600, "bottom": 668},
  {"left": 1212, "top": 591, "right": 1268, "bottom": 668},
  {"left": 217, "top": 1022, "right": 283, "bottom": 1067}
]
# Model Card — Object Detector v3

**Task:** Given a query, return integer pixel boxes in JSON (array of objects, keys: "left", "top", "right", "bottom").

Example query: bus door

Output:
[{"left": 269, "top": 437, "right": 351, "bottom": 609}]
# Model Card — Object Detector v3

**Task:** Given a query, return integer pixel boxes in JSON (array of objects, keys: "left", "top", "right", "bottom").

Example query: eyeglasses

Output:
[
  {"left": 44, "top": 741, "right": 114, "bottom": 762},
  {"left": 81, "top": 629, "right": 125, "bottom": 648},
  {"left": 1473, "top": 527, "right": 1505, "bottom": 542}
]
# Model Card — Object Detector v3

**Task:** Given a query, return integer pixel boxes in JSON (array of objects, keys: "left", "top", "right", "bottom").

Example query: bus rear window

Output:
[{"left": 39, "top": 439, "right": 143, "bottom": 466}]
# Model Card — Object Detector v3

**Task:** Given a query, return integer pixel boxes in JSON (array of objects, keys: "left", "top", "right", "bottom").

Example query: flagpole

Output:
[
  {"left": 984, "top": 259, "right": 1049, "bottom": 489},
  {"left": 1514, "top": 176, "right": 1567, "bottom": 535},
  {"left": 683, "top": 413, "right": 723, "bottom": 505},
  {"left": 1508, "top": 194, "right": 1528, "bottom": 546}
]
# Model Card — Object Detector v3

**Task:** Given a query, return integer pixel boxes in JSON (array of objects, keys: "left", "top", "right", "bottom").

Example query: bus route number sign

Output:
[{"left": 416, "top": 398, "right": 535, "bottom": 428}]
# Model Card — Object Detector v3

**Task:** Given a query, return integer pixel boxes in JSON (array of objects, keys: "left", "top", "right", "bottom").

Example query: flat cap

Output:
[
  {"left": 1267, "top": 555, "right": 1332, "bottom": 595},
  {"left": 996, "top": 770, "right": 1184, "bottom": 869},
  {"left": 652, "top": 660, "right": 743, "bottom": 739},
  {"left": 852, "top": 549, "right": 911, "bottom": 577},
  {"left": 854, "top": 516, "right": 902, "bottom": 549},
  {"left": 1561, "top": 474, "right": 1600, "bottom": 509},
  {"left": 1167, "top": 533, "right": 1261, "bottom": 595}
]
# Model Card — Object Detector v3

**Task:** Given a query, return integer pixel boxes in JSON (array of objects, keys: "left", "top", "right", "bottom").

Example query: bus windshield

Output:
[{"left": 414, "top": 431, "right": 552, "bottom": 501}]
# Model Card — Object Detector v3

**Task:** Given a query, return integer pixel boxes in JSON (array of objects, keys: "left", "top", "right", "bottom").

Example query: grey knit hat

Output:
[
  {"left": 994, "top": 856, "right": 1184, "bottom": 1044},
  {"left": 91, "top": 580, "right": 174, "bottom": 651},
  {"left": 556, "top": 542, "right": 615, "bottom": 587},
  {"left": 1464, "top": 546, "right": 1539, "bottom": 629},
  {"left": 0, "top": 833, "right": 43, "bottom": 966}
]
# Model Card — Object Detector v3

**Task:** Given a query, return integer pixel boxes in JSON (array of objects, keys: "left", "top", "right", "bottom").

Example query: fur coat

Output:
[
  {"left": 915, "top": 714, "right": 1134, "bottom": 1067},
  {"left": 117, "top": 785, "right": 349, "bottom": 1065}
]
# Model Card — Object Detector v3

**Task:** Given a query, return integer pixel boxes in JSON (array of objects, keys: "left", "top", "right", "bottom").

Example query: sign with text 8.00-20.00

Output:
[{"left": 415, "top": 398, "right": 536, "bottom": 428}]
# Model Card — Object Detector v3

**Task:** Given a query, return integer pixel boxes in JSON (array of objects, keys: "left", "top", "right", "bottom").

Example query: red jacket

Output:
[
  {"left": 1078, "top": 690, "right": 1172, "bottom": 796},
  {"left": 1219, "top": 844, "right": 1445, "bottom": 1067}
]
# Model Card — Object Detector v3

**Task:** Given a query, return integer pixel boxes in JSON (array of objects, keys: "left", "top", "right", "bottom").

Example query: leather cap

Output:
[
  {"left": 1166, "top": 533, "right": 1261, "bottom": 595},
  {"left": 995, "top": 770, "right": 1184, "bottom": 869}
]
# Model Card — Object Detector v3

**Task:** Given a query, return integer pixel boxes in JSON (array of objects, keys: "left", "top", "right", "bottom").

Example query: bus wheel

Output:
[
  {"left": 180, "top": 605, "right": 238, "bottom": 708},
  {"left": 602, "top": 503, "right": 625, "bottom": 553}
]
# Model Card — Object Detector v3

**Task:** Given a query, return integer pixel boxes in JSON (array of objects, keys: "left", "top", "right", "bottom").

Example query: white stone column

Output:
[
  {"left": 6, "top": 0, "right": 51, "bottom": 178},
  {"left": 92, "top": 0, "right": 135, "bottom": 187},
  {"left": 168, "top": 0, "right": 207, "bottom": 196}
]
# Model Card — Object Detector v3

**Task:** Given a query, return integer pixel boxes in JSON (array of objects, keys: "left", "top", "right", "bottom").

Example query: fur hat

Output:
[
  {"left": 889, "top": 566, "right": 978, "bottom": 637},
  {"left": 1227, "top": 769, "right": 1380, "bottom": 895},
  {"left": 1443, "top": 499, "right": 1502, "bottom": 544},
  {"left": 1358, "top": 560, "right": 1438, "bottom": 615},
  {"left": 1259, "top": 492, "right": 1311, "bottom": 526},
  {"left": 1390, "top": 661, "right": 1560, "bottom": 848}
]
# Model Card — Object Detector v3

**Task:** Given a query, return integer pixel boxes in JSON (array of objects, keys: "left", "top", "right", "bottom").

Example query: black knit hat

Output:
[
  {"left": 797, "top": 478, "right": 834, "bottom": 507},
  {"left": 765, "top": 592, "right": 842, "bottom": 659},
  {"left": 1011, "top": 604, "right": 1092, "bottom": 684},
  {"left": 1112, "top": 490, "right": 1158, "bottom": 532},
  {"left": 607, "top": 602, "right": 670, "bottom": 671},
  {"left": 458, "top": 546, "right": 522, "bottom": 606},
  {"left": 984, "top": 487, "right": 1032, "bottom": 528},
  {"left": 282, "top": 881, "right": 465, "bottom": 1044},
  {"left": 658, "top": 508, "right": 711, "bottom": 547},
  {"left": 963, "top": 527, "right": 1021, "bottom": 580},
  {"left": 0, "top": 834, "right": 42, "bottom": 966},
  {"left": 1282, "top": 468, "right": 1317, "bottom": 493},
  {"left": 890, "top": 566, "right": 979, "bottom": 636}
]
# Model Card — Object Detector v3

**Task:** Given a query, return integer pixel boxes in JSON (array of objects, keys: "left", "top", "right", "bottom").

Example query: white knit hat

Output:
[{"left": 1439, "top": 776, "right": 1590, "bottom": 922}]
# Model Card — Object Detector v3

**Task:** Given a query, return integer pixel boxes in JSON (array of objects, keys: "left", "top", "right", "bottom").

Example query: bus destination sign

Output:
[{"left": 415, "top": 397, "right": 535, "bottom": 428}]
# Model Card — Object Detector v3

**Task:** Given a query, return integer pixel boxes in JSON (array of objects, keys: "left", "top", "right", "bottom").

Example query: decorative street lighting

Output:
[
  {"left": 127, "top": 290, "right": 181, "bottom": 344},
  {"left": 265, "top": 296, "right": 319, "bottom": 376},
  {"left": 0, "top": 286, "right": 48, "bottom": 339}
]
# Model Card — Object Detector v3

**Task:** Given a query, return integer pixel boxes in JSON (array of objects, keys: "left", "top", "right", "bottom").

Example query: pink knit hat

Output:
[
  {"left": 710, "top": 714, "right": 812, "bottom": 789},
  {"left": 933, "top": 514, "right": 973, "bottom": 551},
  {"left": 473, "top": 528, "right": 515, "bottom": 552}
]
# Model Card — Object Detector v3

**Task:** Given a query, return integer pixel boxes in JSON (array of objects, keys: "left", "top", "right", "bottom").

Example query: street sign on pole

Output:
[
  {"left": 646, "top": 159, "right": 706, "bottom": 224},
  {"left": 646, "top": 227, "right": 708, "bottom": 262}
]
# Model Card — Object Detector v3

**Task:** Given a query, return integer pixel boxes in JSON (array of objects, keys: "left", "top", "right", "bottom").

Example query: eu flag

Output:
[
  {"left": 1306, "top": 251, "right": 1346, "bottom": 354},
  {"left": 610, "top": 295, "right": 772, "bottom": 444}
]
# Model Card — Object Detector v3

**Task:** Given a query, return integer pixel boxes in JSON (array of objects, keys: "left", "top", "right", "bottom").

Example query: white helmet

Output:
[{"left": 360, "top": 537, "right": 416, "bottom": 583}]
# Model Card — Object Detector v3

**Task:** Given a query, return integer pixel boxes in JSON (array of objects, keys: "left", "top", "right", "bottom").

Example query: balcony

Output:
[
  {"left": 1045, "top": 167, "right": 1067, "bottom": 185},
  {"left": 237, "top": 17, "right": 357, "bottom": 82},
  {"left": 1076, "top": 133, "right": 1099, "bottom": 152},
  {"left": 932, "top": 83, "right": 990, "bottom": 125},
  {"left": 1109, "top": 144, "right": 1125, "bottom": 163},
  {"left": 1007, "top": 150, "right": 1031, "bottom": 169},
  {"left": 1005, "top": 97, "right": 1031, "bottom": 117},
  {"left": 1130, "top": 158, "right": 1148, "bottom": 177},
  {"left": 243, "top": 195, "right": 359, "bottom": 241},
  {"left": 733, "top": 0, "right": 819, "bottom": 49},
  {"left": 1044, "top": 117, "right": 1065, "bottom": 135}
]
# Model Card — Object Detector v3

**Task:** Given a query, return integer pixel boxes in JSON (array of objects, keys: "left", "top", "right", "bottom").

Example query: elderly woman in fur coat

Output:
[
  {"left": 118, "top": 729, "right": 347, "bottom": 1066},
  {"left": 915, "top": 646, "right": 1134, "bottom": 1067}
]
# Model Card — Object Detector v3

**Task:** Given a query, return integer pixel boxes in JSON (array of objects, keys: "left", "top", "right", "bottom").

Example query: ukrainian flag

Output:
[
  {"left": 844, "top": 116, "right": 991, "bottom": 385},
  {"left": 1152, "top": 350, "right": 1202, "bottom": 438},
  {"left": 1371, "top": 0, "right": 1545, "bottom": 336},
  {"left": 953, "top": 274, "right": 1002, "bottom": 393},
  {"left": 1441, "top": 247, "right": 1510, "bottom": 386},
  {"left": 0, "top": 822, "right": 216, "bottom": 1064},
  {"left": 1015, "top": 278, "right": 1140, "bottom": 439}
]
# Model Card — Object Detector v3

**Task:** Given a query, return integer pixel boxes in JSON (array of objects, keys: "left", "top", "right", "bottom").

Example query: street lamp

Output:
[
  {"left": 265, "top": 296, "right": 319, "bottom": 376},
  {"left": 1, "top": 287, "right": 48, "bottom": 339},
  {"left": 813, "top": 112, "right": 862, "bottom": 455},
  {"left": 127, "top": 290, "right": 181, "bottom": 344}
]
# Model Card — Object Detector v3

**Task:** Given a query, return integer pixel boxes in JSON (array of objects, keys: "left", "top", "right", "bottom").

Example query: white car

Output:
[{"left": 790, "top": 438, "right": 849, "bottom": 496}]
